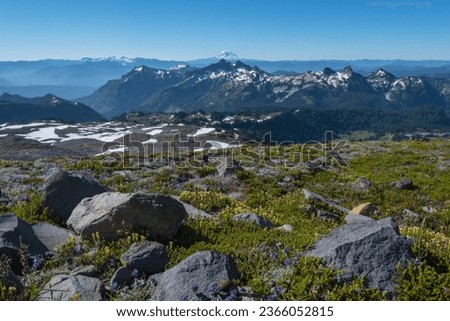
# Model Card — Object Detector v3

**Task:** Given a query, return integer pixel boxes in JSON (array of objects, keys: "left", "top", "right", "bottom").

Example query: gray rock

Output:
[
  {"left": 305, "top": 204, "right": 316, "bottom": 216},
  {"left": 110, "top": 267, "right": 133, "bottom": 290},
  {"left": 402, "top": 209, "right": 420, "bottom": 221},
  {"left": 422, "top": 206, "right": 437, "bottom": 213},
  {"left": 149, "top": 251, "right": 239, "bottom": 301},
  {"left": 391, "top": 178, "right": 414, "bottom": 190},
  {"left": 316, "top": 210, "right": 340, "bottom": 223},
  {"left": 38, "top": 274, "right": 105, "bottom": 301},
  {"left": 231, "top": 213, "right": 273, "bottom": 228},
  {"left": 353, "top": 178, "right": 373, "bottom": 191},
  {"left": 31, "top": 222, "right": 77, "bottom": 253},
  {"left": 69, "top": 265, "right": 98, "bottom": 277},
  {"left": 276, "top": 224, "right": 294, "bottom": 232},
  {"left": 303, "top": 189, "right": 352, "bottom": 215},
  {"left": 121, "top": 241, "right": 168, "bottom": 275},
  {"left": 0, "top": 214, "right": 48, "bottom": 274},
  {"left": 344, "top": 213, "right": 373, "bottom": 224},
  {"left": 236, "top": 286, "right": 258, "bottom": 301},
  {"left": 178, "top": 199, "right": 213, "bottom": 219},
  {"left": 67, "top": 193, "right": 187, "bottom": 241},
  {"left": 308, "top": 217, "right": 415, "bottom": 294},
  {"left": 42, "top": 170, "right": 108, "bottom": 222}
]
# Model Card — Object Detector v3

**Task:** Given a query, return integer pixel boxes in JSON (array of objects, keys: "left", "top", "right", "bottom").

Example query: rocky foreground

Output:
[{"left": 0, "top": 138, "right": 449, "bottom": 301}]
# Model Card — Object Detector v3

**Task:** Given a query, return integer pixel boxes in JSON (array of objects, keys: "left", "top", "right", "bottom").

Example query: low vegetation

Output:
[{"left": 1, "top": 138, "right": 449, "bottom": 300}]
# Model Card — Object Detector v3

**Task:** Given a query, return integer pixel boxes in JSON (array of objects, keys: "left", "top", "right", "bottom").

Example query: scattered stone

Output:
[
  {"left": 0, "top": 214, "right": 48, "bottom": 274},
  {"left": 217, "top": 159, "right": 242, "bottom": 177},
  {"left": 121, "top": 241, "right": 168, "bottom": 275},
  {"left": 344, "top": 213, "right": 373, "bottom": 224},
  {"left": 354, "top": 178, "right": 373, "bottom": 191},
  {"left": 149, "top": 250, "right": 239, "bottom": 301},
  {"left": 31, "top": 222, "right": 77, "bottom": 253},
  {"left": 42, "top": 170, "right": 108, "bottom": 222},
  {"left": 38, "top": 274, "right": 105, "bottom": 301},
  {"left": 236, "top": 286, "right": 258, "bottom": 301},
  {"left": 302, "top": 189, "right": 352, "bottom": 215},
  {"left": 437, "top": 160, "right": 450, "bottom": 171},
  {"left": 351, "top": 203, "right": 381, "bottom": 217},
  {"left": 231, "top": 213, "right": 273, "bottom": 228},
  {"left": 402, "top": 209, "right": 420, "bottom": 221},
  {"left": 422, "top": 206, "right": 437, "bottom": 213},
  {"left": 316, "top": 210, "right": 340, "bottom": 223},
  {"left": 308, "top": 217, "right": 415, "bottom": 294},
  {"left": 305, "top": 204, "right": 316, "bottom": 216},
  {"left": 391, "top": 178, "right": 414, "bottom": 190},
  {"left": 110, "top": 267, "right": 133, "bottom": 290},
  {"left": 276, "top": 224, "right": 294, "bottom": 232},
  {"left": 67, "top": 192, "right": 187, "bottom": 241}
]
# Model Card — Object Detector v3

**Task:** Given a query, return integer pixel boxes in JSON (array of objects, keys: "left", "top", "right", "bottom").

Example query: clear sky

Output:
[{"left": 0, "top": 0, "right": 449, "bottom": 61}]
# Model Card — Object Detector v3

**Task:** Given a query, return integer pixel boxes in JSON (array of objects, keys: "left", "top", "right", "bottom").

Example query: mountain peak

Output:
[
  {"left": 216, "top": 51, "right": 239, "bottom": 61},
  {"left": 342, "top": 65, "right": 353, "bottom": 75},
  {"left": 323, "top": 67, "right": 336, "bottom": 76},
  {"left": 203, "top": 59, "right": 234, "bottom": 72}
]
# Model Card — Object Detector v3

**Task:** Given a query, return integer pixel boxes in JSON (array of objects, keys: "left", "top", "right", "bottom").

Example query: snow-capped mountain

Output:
[
  {"left": 79, "top": 59, "right": 447, "bottom": 118},
  {"left": 216, "top": 51, "right": 240, "bottom": 61}
]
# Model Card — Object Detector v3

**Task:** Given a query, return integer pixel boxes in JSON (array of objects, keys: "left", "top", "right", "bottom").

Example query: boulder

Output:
[
  {"left": 351, "top": 203, "right": 381, "bottom": 217},
  {"left": 178, "top": 199, "right": 213, "bottom": 219},
  {"left": 391, "top": 178, "right": 414, "bottom": 190},
  {"left": 121, "top": 241, "right": 168, "bottom": 275},
  {"left": 31, "top": 222, "right": 77, "bottom": 253},
  {"left": 67, "top": 193, "right": 187, "bottom": 241},
  {"left": 42, "top": 170, "right": 108, "bottom": 222},
  {"left": 110, "top": 267, "right": 133, "bottom": 290},
  {"left": 231, "top": 213, "right": 273, "bottom": 228},
  {"left": 149, "top": 251, "right": 239, "bottom": 301},
  {"left": 0, "top": 214, "right": 48, "bottom": 274},
  {"left": 38, "top": 274, "right": 105, "bottom": 301},
  {"left": 308, "top": 217, "right": 415, "bottom": 294}
]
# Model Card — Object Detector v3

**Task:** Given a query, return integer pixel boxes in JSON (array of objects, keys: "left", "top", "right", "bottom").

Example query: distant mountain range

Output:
[
  {"left": 0, "top": 93, "right": 104, "bottom": 123},
  {"left": 1, "top": 52, "right": 450, "bottom": 99},
  {"left": 79, "top": 60, "right": 449, "bottom": 118}
]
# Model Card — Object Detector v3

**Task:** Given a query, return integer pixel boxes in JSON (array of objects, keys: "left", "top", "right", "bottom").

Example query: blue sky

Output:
[{"left": 0, "top": 0, "right": 449, "bottom": 61}]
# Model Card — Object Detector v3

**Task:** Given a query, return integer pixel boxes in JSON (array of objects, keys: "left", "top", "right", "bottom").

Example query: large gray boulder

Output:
[
  {"left": 121, "top": 241, "right": 168, "bottom": 275},
  {"left": 149, "top": 251, "right": 239, "bottom": 301},
  {"left": 42, "top": 170, "right": 108, "bottom": 222},
  {"left": 67, "top": 193, "right": 187, "bottom": 241},
  {"left": 308, "top": 217, "right": 415, "bottom": 294},
  {"left": 38, "top": 274, "right": 105, "bottom": 301},
  {"left": 0, "top": 214, "right": 48, "bottom": 274},
  {"left": 31, "top": 222, "right": 77, "bottom": 253}
]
